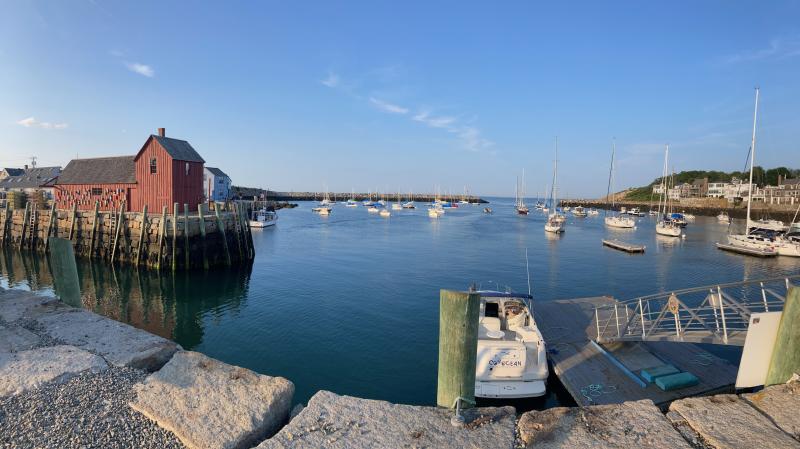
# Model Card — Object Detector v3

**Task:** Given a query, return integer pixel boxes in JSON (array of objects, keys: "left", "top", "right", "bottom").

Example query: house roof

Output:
[
  {"left": 0, "top": 166, "right": 61, "bottom": 189},
  {"left": 56, "top": 156, "right": 136, "bottom": 185},
  {"left": 205, "top": 166, "right": 229, "bottom": 178},
  {"left": 150, "top": 135, "right": 205, "bottom": 163},
  {"left": 2, "top": 168, "right": 25, "bottom": 177},
  {"left": 783, "top": 178, "right": 800, "bottom": 186}
]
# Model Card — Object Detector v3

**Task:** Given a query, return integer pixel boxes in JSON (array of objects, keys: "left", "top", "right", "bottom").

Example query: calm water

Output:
[{"left": 1, "top": 198, "right": 798, "bottom": 407}]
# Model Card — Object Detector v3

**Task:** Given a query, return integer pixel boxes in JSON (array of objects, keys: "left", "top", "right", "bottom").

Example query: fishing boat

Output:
[
  {"left": 655, "top": 146, "right": 682, "bottom": 238},
  {"left": 471, "top": 287, "right": 548, "bottom": 399},
  {"left": 716, "top": 88, "right": 777, "bottom": 257},
  {"left": 249, "top": 208, "right": 277, "bottom": 228},
  {"left": 670, "top": 213, "right": 688, "bottom": 228},
  {"left": 545, "top": 138, "right": 565, "bottom": 233},
  {"left": 627, "top": 207, "right": 645, "bottom": 217},
  {"left": 604, "top": 139, "right": 636, "bottom": 229},
  {"left": 572, "top": 205, "right": 587, "bottom": 217},
  {"left": 717, "top": 212, "right": 731, "bottom": 223},
  {"left": 514, "top": 169, "right": 529, "bottom": 215},
  {"left": 379, "top": 208, "right": 391, "bottom": 217}
]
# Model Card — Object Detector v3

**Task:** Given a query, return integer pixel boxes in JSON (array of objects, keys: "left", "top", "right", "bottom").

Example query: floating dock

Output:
[
  {"left": 602, "top": 239, "right": 645, "bottom": 253},
  {"left": 534, "top": 296, "right": 737, "bottom": 408},
  {"left": 715, "top": 242, "right": 777, "bottom": 257}
]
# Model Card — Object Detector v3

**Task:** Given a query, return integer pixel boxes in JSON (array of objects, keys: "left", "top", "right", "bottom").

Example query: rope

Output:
[{"left": 580, "top": 383, "right": 618, "bottom": 404}]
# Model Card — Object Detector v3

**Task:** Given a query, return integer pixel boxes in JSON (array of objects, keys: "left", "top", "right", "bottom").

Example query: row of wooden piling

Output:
[{"left": 0, "top": 200, "right": 255, "bottom": 271}]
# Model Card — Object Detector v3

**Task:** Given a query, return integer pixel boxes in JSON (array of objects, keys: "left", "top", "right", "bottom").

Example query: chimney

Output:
[{"left": 158, "top": 127, "right": 165, "bottom": 137}]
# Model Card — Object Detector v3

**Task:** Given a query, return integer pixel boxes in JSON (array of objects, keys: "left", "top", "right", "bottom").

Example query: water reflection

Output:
[{"left": 0, "top": 248, "right": 252, "bottom": 350}]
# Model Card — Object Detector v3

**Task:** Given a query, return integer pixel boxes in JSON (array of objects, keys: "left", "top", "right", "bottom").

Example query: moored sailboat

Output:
[{"left": 604, "top": 139, "right": 635, "bottom": 229}]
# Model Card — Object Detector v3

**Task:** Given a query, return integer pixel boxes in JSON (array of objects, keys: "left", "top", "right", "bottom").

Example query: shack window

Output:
[
  {"left": 150, "top": 158, "right": 157, "bottom": 174},
  {"left": 91, "top": 188, "right": 102, "bottom": 196},
  {"left": 185, "top": 162, "right": 190, "bottom": 176}
]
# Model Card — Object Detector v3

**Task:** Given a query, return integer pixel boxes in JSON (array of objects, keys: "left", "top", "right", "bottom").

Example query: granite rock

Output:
[
  {"left": 256, "top": 390, "right": 516, "bottom": 449},
  {"left": 0, "top": 323, "right": 41, "bottom": 352},
  {"left": 130, "top": 351, "right": 294, "bottom": 449},
  {"left": 518, "top": 399, "right": 691, "bottom": 448},
  {"left": 742, "top": 381, "right": 800, "bottom": 441}
]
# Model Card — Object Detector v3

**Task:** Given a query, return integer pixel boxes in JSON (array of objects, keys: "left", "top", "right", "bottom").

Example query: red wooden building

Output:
[{"left": 55, "top": 128, "right": 206, "bottom": 212}]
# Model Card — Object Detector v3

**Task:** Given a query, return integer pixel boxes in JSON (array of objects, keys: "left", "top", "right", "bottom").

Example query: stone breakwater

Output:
[{"left": 1, "top": 287, "right": 799, "bottom": 449}]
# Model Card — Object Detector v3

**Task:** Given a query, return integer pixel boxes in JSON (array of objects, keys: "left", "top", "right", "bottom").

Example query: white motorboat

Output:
[
  {"left": 587, "top": 208, "right": 599, "bottom": 216},
  {"left": 717, "top": 212, "right": 731, "bottom": 223},
  {"left": 312, "top": 206, "right": 331, "bottom": 215},
  {"left": 472, "top": 289, "right": 548, "bottom": 399},
  {"left": 428, "top": 206, "right": 444, "bottom": 218},
  {"left": 563, "top": 206, "right": 571, "bottom": 212},
  {"left": 603, "top": 140, "right": 635, "bottom": 229},
  {"left": 345, "top": 200, "right": 358, "bottom": 207},
  {"left": 391, "top": 203, "right": 402, "bottom": 211},
  {"left": 717, "top": 88, "right": 776, "bottom": 257},
  {"left": 545, "top": 216, "right": 565, "bottom": 233},
  {"left": 572, "top": 206, "right": 587, "bottom": 217},
  {"left": 620, "top": 206, "right": 627, "bottom": 214},
  {"left": 379, "top": 209, "right": 391, "bottom": 217},
  {"left": 367, "top": 206, "right": 379, "bottom": 213},
  {"left": 402, "top": 202, "right": 416, "bottom": 209},
  {"left": 249, "top": 208, "right": 277, "bottom": 228},
  {"left": 654, "top": 145, "right": 682, "bottom": 238}
]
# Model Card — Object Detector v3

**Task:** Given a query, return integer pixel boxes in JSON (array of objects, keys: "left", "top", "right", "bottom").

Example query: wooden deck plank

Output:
[{"left": 535, "top": 297, "right": 737, "bottom": 408}]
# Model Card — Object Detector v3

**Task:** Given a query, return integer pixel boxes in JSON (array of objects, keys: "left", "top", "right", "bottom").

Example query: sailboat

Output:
[
  {"left": 773, "top": 204, "right": 800, "bottom": 256},
  {"left": 716, "top": 88, "right": 777, "bottom": 257},
  {"left": 346, "top": 189, "right": 358, "bottom": 207},
  {"left": 604, "top": 139, "right": 635, "bottom": 228},
  {"left": 655, "top": 147, "right": 681, "bottom": 237},
  {"left": 545, "top": 138, "right": 565, "bottom": 233},
  {"left": 515, "top": 170, "right": 529, "bottom": 215},
  {"left": 402, "top": 191, "right": 416, "bottom": 209},
  {"left": 392, "top": 192, "right": 403, "bottom": 210},
  {"left": 319, "top": 187, "right": 333, "bottom": 206}
]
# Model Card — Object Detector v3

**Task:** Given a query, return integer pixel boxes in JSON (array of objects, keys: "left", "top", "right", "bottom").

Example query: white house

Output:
[{"left": 203, "top": 167, "right": 231, "bottom": 202}]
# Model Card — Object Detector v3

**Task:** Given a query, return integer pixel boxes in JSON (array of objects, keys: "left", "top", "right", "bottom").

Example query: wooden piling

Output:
[
  {"left": 197, "top": 203, "right": 209, "bottom": 270},
  {"left": 232, "top": 202, "right": 244, "bottom": 261},
  {"left": 110, "top": 201, "right": 125, "bottom": 264},
  {"left": 766, "top": 286, "right": 800, "bottom": 385},
  {"left": 242, "top": 204, "right": 255, "bottom": 259},
  {"left": 19, "top": 202, "right": 30, "bottom": 249},
  {"left": 68, "top": 203, "right": 77, "bottom": 241},
  {"left": 2, "top": 207, "right": 11, "bottom": 244},
  {"left": 89, "top": 201, "right": 99, "bottom": 259},
  {"left": 44, "top": 202, "right": 57, "bottom": 251},
  {"left": 436, "top": 290, "right": 480, "bottom": 409},
  {"left": 183, "top": 203, "right": 190, "bottom": 270},
  {"left": 135, "top": 205, "right": 148, "bottom": 268},
  {"left": 156, "top": 206, "right": 167, "bottom": 270},
  {"left": 172, "top": 203, "right": 178, "bottom": 272},
  {"left": 214, "top": 204, "right": 232, "bottom": 266}
]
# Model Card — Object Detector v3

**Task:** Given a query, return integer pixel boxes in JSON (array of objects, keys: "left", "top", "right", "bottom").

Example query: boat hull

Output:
[
  {"left": 249, "top": 220, "right": 276, "bottom": 228},
  {"left": 475, "top": 379, "right": 546, "bottom": 399},
  {"left": 604, "top": 217, "right": 635, "bottom": 228}
]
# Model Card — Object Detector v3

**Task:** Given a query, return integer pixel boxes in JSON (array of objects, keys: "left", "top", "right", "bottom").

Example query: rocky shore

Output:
[{"left": 1, "top": 286, "right": 799, "bottom": 449}]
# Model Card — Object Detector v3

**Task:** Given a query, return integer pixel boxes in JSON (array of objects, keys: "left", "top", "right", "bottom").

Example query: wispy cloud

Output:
[
  {"left": 16, "top": 117, "right": 68, "bottom": 130},
  {"left": 321, "top": 69, "right": 494, "bottom": 153},
  {"left": 369, "top": 97, "right": 408, "bottom": 114},
  {"left": 321, "top": 71, "right": 340, "bottom": 88},
  {"left": 412, "top": 111, "right": 457, "bottom": 129},
  {"left": 124, "top": 61, "right": 155, "bottom": 77},
  {"left": 724, "top": 37, "right": 800, "bottom": 64}
]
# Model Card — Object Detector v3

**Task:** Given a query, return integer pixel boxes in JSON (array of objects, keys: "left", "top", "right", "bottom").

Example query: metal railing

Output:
[{"left": 594, "top": 275, "right": 798, "bottom": 346}]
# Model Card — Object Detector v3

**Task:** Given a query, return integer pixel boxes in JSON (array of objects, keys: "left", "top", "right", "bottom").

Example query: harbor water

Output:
[{"left": 1, "top": 198, "right": 797, "bottom": 407}]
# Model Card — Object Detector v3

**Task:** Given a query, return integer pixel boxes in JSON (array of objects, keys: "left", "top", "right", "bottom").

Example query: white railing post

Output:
[
  {"left": 710, "top": 289, "right": 720, "bottom": 332},
  {"left": 639, "top": 298, "right": 646, "bottom": 339},
  {"left": 614, "top": 304, "right": 620, "bottom": 337},
  {"left": 624, "top": 306, "right": 630, "bottom": 335},
  {"left": 761, "top": 282, "right": 769, "bottom": 312},
  {"left": 717, "top": 286, "right": 728, "bottom": 344}
]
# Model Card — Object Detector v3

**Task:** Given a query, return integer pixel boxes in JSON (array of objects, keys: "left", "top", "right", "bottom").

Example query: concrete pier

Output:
[{"left": 2, "top": 286, "right": 799, "bottom": 448}]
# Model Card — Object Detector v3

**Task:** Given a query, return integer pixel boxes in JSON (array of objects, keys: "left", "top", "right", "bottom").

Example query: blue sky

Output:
[{"left": 1, "top": 1, "right": 799, "bottom": 197}]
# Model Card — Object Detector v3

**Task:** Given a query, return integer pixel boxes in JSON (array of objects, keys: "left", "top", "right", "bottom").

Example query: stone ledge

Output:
[
  {"left": 35, "top": 308, "right": 179, "bottom": 371},
  {"left": 0, "top": 324, "right": 41, "bottom": 352},
  {"left": 0, "top": 345, "right": 108, "bottom": 397},
  {"left": 130, "top": 351, "right": 294, "bottom": 449},
  {"left": 742, "top": 382, "right": 800, "bottom": 441},
  {"left": 256, "top": 390, "right": 516, "bottom": 449}
]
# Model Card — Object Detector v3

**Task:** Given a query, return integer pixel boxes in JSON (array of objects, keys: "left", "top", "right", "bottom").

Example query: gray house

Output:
[
  {"left": 204, "top": 167, "right": 231, "bottom": 202},
  {"left": 0, "top": 166, "right": 61, "bottom": 195}
]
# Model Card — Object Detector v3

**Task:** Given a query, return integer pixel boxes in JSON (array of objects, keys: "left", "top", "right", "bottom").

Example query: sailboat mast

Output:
[
  {"left": 606, "top": 139, "right": 616, "bottom": 217},
  {"left": 554, "top": 137, "right": 559, "bottom": 211},
  {"left": 659, "top": 145, "right": 669, "bottom": 216},
  {"left": 746, "top": 87, "right": 760, "bottom": 235}
]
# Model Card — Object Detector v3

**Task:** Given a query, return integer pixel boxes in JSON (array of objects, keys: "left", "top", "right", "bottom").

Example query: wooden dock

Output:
[
  {"left": 602, "top": 239, "right": 645, "bottom": 253},
  {"left": 534, "top": 296, "right": 738, "bottom": 408}
]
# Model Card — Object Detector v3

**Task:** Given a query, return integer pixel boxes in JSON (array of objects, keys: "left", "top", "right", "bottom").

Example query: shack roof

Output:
[
  {"left": 138, "top": 135, "right": 205, "bottom": 163},
  {"left": 0, "top": 166, "right": 61, "bottom": 189},
  {"left": 205, "top": 166, "right": 229, "bottom": 178},
  {"left": 56, "top": 156, "right": 136, "bottom": 185}
]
